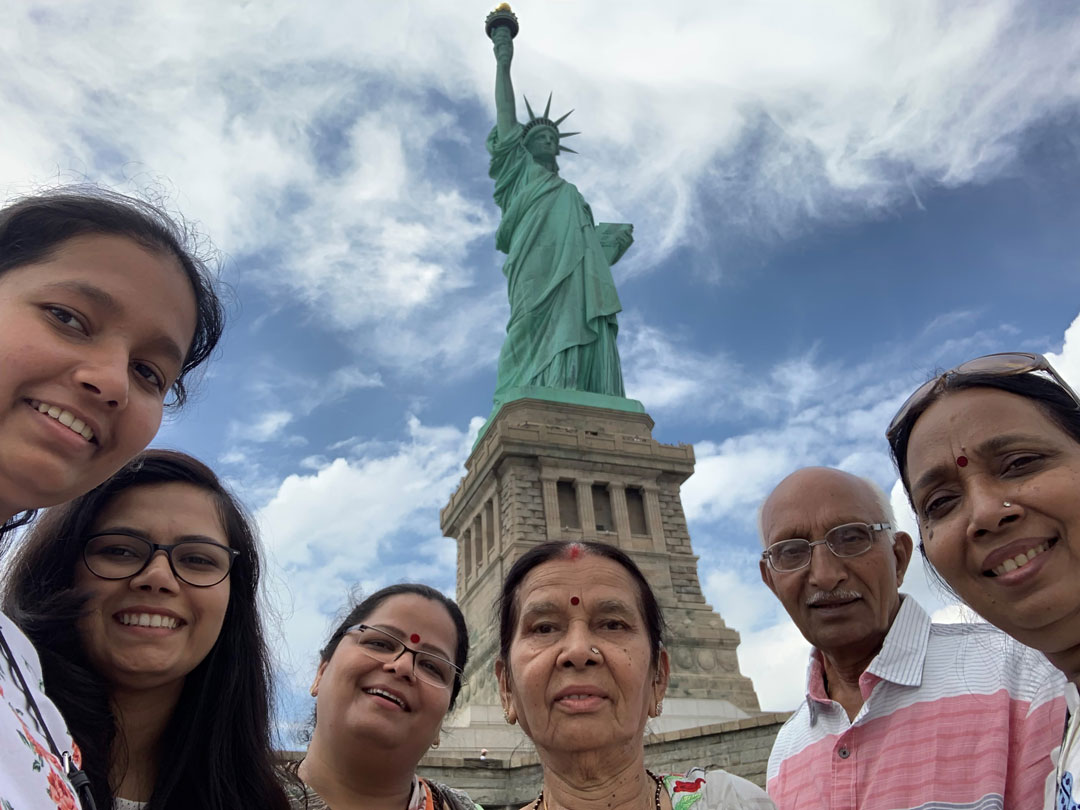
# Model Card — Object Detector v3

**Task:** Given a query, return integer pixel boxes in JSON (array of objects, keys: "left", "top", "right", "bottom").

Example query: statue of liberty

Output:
[{"left": 485, "top": 6, "right": 634, "bottom": 417}]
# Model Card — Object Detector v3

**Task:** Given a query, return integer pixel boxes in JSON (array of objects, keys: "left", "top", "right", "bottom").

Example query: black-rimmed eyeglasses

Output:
[
  {"left": 345, "top": 624, "right": 463, "bottom": 689},
  {"left": 83, "top": 530, "right": 239, "bottom": 587},
  {"left": 762, "top": 522, "right": 892, "bottom": 572}
]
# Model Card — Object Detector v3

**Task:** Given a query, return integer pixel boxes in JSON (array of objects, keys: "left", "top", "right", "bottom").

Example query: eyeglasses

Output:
[
  {"left": 83, "top": 531, "right": 239, "bottom": 587},
  {"left": 887, "top": 352, "right": 1080, "bottom": 445},
  {"left": 345, "top": 624, "right": 463, "bottom": 689},
  {"left": 761, "top": 522, "right": 892, "bottom": 572}
]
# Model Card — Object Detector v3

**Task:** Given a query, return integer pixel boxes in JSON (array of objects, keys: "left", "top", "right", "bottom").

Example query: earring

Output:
[
  {"left": 431, "top": 737, "right": 440, "bottom": 749},
  {"left": 503, "top": 708, "right": 515, "bottom": 725},
  {"left": 655, "top": 701, "right": 663, "bottom": 717}
]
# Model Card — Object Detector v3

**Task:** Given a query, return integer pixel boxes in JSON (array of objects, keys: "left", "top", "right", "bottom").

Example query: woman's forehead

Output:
[
  {"left": 364, "top": 594, "right": 457, "bottom": 650},
  {"left": 518, "top": 556, "right": 638, "bottom": 601}
]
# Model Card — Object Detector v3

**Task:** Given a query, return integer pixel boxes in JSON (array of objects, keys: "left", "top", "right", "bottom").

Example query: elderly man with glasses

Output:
[{"left": 758, "top": 466, "right": 1066, "bottom": 810}]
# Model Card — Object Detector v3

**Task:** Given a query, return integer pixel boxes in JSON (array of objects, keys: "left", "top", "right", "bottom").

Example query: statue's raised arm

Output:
[
  {"left": 483, "top": 5, "right": 634, "bottom": 417},
  {"left": 492, "top": 26, "right": 517, "bottom": 140}
]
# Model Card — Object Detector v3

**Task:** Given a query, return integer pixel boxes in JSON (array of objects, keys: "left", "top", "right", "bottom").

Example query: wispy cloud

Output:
[
  {"left": 4, "top": 1, "right": 1078, "bottom": 380},
  {"left": 257, "top": 414, "right": 480, "bottom": 686}
]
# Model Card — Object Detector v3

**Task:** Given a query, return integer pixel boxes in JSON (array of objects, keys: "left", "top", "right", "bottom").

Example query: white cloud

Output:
[
  {"left": 1044, "top": 310, "right": 1080, "bottom": 391},
  {"left": 229, "top": 409, "right": 294, "bottom": 443},
  {"left": 3, "top": 1, "right": 1078, "bottom": 379},
  {"left": 256, "top": 414, "right": 475, "bottom": 687}
]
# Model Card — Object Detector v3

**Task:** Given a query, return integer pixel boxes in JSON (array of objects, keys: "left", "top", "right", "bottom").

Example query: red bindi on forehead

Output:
[
  {"left": 956, "top": 455, "right": 968, "bottom": 467},
  {"left": 567, "top": 544, "right": 583, "bottom": 560},
  {"left": 570, "top": 596, "right": 580, "bottom": 605},
  {"left": 410, "top": 633, "right": 420, "bottom": 644}
]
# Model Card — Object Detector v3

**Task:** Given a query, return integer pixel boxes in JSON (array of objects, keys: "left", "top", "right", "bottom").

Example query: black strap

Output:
[{"left": 0, "top": 624, "right": 98, "bottom": 810}]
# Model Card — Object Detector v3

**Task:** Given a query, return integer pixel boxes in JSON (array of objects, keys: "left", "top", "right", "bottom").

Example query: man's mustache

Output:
[{"left": 806, "top": 589, "right": 862, "bottom": 607}]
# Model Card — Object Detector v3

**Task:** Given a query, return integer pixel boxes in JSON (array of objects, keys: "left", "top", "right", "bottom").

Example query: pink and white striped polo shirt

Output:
[{"left": 766, "top": 596, "right": 1067, "bottom": 810}]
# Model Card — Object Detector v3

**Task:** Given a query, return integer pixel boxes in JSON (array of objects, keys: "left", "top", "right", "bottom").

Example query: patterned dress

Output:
[{"left": 0, "top": 613, "right": 81, "bottom": 810}]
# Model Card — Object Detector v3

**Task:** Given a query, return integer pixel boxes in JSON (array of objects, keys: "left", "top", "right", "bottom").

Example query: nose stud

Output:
[
  {"left": 590, "top": 646, "right": 600, "bottom": 655},
  {"left": 1003, "top": 501, "right": 1012, "bottom": 508}
]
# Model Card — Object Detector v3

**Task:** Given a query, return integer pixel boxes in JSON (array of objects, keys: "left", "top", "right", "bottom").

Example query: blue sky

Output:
[{"left": 4, "top": 1, "right": 1080, "bottom": 743}]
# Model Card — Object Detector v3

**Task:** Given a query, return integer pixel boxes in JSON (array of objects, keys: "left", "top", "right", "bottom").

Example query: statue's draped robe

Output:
[{"left": 487, "top": 123, "right": 625, "bottom": 407}]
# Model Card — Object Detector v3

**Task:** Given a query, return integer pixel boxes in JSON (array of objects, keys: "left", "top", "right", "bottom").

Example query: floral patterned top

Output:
[
  {"left": 0, "top": 612, "right": 82, "bottom": 810},
  {"left": 659, "top": 767, "right": 776, "bottom": 810}
]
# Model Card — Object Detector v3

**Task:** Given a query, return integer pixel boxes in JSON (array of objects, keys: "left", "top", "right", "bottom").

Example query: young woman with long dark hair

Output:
[{"left": 3, "top": 449, "right": 289, "bottom": 810}]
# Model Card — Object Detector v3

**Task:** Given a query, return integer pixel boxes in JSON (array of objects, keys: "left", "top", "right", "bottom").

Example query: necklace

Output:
[{"left": 532, "top": 770, "right": 663, "bottom": 810}]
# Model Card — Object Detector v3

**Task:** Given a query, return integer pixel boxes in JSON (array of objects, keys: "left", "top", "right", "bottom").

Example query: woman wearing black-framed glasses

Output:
[
  {"left": 2, "top": 449, "right": 289, "bottom": 810},
  {"left": 888, "top": 352, "right": 1080, "bottom": 809},
  {"left": 284, "top": 584, "right": 480, "bottom": 810}
]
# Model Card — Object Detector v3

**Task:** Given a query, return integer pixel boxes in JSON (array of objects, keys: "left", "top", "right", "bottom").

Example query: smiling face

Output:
[
  {"left": 496, "top": 556, "right": 669, "bottom": 759},
  {"left": 310, "top": 593, "right": 458, "bottom": 762},
  {"left": 0, "top": 234, "right": 197, "bottom": 521},
  {"left": 759, "top": 468, "right": 912, "bottom": 660},
  {"left": 73, "top": 481, "right": 231, "bottom": 694},
  {"left": 905, "top": 387, "right": 1080, "bottom": 667}
]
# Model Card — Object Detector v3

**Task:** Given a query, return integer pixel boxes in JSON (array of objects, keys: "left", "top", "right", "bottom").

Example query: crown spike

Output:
[
  {"left": 543, "top": 92, "right": 552, "bottom": 119},
  {"left": 558, "top": 131, "right": 580, "bottom": 139},
  {"left": 553, "top": 109, "right": 575, "bottom": 127},
  {"left": 523, "top": 95, "right": 537, "bottom": 121},
  {"left": 559, "top": 145, "right": 578, "bottom": 154}
]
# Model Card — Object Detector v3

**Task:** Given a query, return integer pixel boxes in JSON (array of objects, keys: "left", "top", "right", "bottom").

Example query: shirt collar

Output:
[{"left": 803, "top": 595, "right": 929, "bottom": 721}]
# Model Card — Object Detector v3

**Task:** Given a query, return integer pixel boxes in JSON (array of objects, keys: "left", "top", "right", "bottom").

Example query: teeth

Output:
[
  {"left": 119, "top": 613, "right": 179, "bottom": 629},
  {"left": 366, "top": 688, "right": 406, "bottom": 708},
  {"left": 31, "top": 400, "right": 95, "bottom": 442},
  {"left": 992, "top": 542, "right": 1050, "bottom": 577}
]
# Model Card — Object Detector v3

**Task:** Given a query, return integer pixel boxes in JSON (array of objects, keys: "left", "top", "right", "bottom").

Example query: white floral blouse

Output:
[{"left": 0, "top": 611, "right": 81, "bottom": 810}]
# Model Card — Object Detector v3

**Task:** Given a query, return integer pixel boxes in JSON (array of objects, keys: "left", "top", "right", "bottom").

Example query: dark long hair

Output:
[
  {"left": 0, "top": 450, "right": 288, "bottom": 810},
  {"left": 0, "top": 186, "right": 225, "bottom": 537},
  {"left": 497, "top": 540, "right": 667, "bottom": 670},
  {"left": 319, "top": 583, "right": 469, "bottom": 710}
]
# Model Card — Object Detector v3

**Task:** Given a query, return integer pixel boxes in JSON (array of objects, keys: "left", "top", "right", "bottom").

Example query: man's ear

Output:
[
  {"left": 760, "top": 557, "right": 779, "bottom": 598},
  {"left": 495, "top": 657, "right": 517, "bottom": 725},
  {"left": 310, "top": 659, "right": 328, "bottom": 698},
  {"left": 893, "top": 531, "right": 914, "bottom": 586}
]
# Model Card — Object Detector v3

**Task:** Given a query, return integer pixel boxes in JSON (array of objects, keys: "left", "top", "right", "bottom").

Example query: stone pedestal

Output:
[{"left": 439, "top": 398, "right": 759, "bottom": 755}]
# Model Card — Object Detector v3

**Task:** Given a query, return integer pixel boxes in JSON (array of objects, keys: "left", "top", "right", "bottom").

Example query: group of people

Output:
[
  {"left": 0, "top": 185, "right": 1077, "bottom": 810},
  {"left": 759, "top": 355, "right": 1080, "bottom": 809}
]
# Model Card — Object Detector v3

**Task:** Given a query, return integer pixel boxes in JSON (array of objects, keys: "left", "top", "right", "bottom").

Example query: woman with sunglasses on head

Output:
[
  {"left": 2, "top": 450, "right": 289, "bottom": 810},
  {"left": 286, "top": 584, "right": 480, "bottom": 810},
  {"left": 0, "top": 188, "right": 224, "bottom": 809},
  {"left": 887, "top": 352, "right": 1080, "bottom": 809}
]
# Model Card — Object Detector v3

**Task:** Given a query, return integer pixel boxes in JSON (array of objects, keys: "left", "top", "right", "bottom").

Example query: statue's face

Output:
[{"left": 526, "top": 127, "right": 559, "bottom": 160}]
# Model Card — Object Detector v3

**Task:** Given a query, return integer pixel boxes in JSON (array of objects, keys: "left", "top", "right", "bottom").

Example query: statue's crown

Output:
[{"left": 521, "top": 93, "right": 580, "bottom": 154}]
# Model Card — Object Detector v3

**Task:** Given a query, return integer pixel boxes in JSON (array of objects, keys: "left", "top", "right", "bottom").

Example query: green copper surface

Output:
[{"left": 485, "top": 18, "right": 640, "bottom": 435}]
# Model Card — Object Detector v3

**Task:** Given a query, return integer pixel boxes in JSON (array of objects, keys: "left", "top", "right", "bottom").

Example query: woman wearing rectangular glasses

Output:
[
  {"left": 2, "top": 448, "right": 289, "bottom": 810},
  {"left": 286, "top": 584, "right": 480, "bottom": 810},
  {"left": 888, "top": 352, "right": 1080, "bottom": 809}
]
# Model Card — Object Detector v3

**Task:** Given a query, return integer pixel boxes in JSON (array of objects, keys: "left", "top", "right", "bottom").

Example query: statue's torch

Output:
[{"left": 485, "top": 3, "right": 519, "bottom": 39}]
